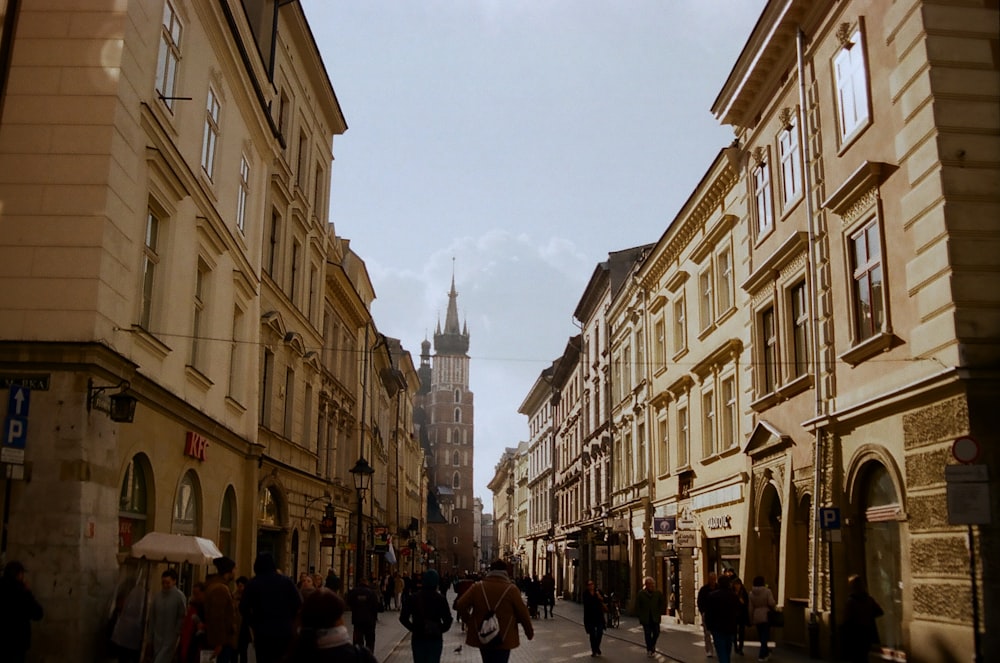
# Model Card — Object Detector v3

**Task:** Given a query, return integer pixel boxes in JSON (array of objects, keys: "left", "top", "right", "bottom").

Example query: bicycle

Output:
[{"left": 605, "top": 592, "right": 621, "bottom": 628}]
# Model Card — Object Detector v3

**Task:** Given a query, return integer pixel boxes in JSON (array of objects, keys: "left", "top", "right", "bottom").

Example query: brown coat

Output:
[
  {"left": 454, "top": 572, "right": 533, "bottom": 650},
  {"left": 203, "top": 575, "right": 237, "bottom": 649}
]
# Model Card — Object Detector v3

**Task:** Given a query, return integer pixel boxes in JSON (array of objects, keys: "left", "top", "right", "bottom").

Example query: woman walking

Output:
[
  {"left": 748, "top": 576, "right": 776, "bottom": 662},
  {"left": 582, "top": 580, "right": 607, "bottom": 657}
]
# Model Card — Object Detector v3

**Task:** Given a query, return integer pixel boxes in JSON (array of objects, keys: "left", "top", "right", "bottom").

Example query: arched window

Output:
[
  {"left": 119, "top": 454, "right": 152, "bottom": 553},
  {"left": 259, "top": 486, "right": 280, "bottom": 526},
  {"left": 454, "top": 408, "right": 461, "bottom": 423},
  {"left": 172, "top": 470, "right": 201, "bottom": 535},
  {"left": 861, "top": 463, "right": 903, "bottom": 653},
  {"left": 455, "top": 389, "right": 461, "bottom": 403},
  {"left": 452, "top": 451, "right": 460, "bottom": 466},
  {"left": 219, "top": 486, "right": 237, "bottom": 558},
  {"left": 452, "top": 472, "right": 461, "bottom": 489}
]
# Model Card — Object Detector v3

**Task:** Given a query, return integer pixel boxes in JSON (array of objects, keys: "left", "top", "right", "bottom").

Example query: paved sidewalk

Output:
[{"left": 376, "top": 596, "right": 817, "bottom": 663}]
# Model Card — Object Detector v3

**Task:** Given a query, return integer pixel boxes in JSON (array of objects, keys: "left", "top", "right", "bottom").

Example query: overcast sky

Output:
[{"left": 299, "top": 0, "right": 766, "bottom": 505}]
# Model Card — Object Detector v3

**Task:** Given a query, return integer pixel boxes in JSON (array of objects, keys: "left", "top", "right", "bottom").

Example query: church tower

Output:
[{"left": 415, "top": 275, "right": 476, "bottom": 575}]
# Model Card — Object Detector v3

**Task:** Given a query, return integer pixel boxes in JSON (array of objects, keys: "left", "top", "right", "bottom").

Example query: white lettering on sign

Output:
[
  {"left": 707, "top": 515, "right": 732, "bottom": 530},
  {"left": 184, "top": 431, "right": 209, "bottom": 461}
]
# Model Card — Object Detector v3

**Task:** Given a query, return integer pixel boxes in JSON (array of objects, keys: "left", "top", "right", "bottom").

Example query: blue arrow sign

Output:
[{"left": 7, "top": 385, "right": 31, "bottom": 418}]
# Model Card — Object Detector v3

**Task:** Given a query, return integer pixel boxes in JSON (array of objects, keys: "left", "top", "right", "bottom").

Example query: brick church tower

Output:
[{"left": 415, "top": 275, "right": 476, "bottom": 576}]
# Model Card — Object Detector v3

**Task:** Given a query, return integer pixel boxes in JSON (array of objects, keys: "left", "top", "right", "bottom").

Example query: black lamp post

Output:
[
  {"left": 602, "top": 511, "right": 613, "bottom": 597},
  {"left": 350, "top": 457, "right": 374, "bottom": 588}
]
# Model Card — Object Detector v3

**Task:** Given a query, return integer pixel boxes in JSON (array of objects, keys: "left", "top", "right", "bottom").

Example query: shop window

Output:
[
  {"left": 172, "top": 470, "right": 200, "bottom": 536},
  {"left": 119, "top": 455, "right": 151, "bottom": 553},
  {"left": 219, "top": 486, "right": 236, "bottom": 558}
]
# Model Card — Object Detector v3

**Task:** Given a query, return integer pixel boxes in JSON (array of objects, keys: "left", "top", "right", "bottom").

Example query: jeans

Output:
[
  {"left": 478, "top": 647, "right": 511, "bottom": 663},
  {"left": 411, "top": 638, "right": 444, "bottom": 663},
  {"left": 756, "top": 622, "right": 772, "bottom": 659},
  {"left": 642, "top": 622, "right": 660, "bottom": 653},
  {"left": 353, "top": 624, "right": 376, "bottom": 651},
  {"left": 587, "top": 625, "right": 604, "bottom": 654},
  {"left": 700, "top": 614, "right": 714, "bottom": 654},
  {"left": 710, "top": 631, "right": 734, "bottom": 663}
]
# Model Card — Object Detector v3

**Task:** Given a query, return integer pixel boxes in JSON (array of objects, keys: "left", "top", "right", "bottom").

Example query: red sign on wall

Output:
[{"left": 185, "top": 431, "right": 209, "bottom": 461}]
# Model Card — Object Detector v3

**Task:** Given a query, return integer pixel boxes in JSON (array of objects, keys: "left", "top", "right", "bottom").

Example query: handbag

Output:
[{"left": 767, "top": 608, "right": 784, "bottom": 628}]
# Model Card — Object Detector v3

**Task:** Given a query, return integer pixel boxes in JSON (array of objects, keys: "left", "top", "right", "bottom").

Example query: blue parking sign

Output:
[{"left": 819, "top": 507, "right": 841, "bottom": 530}]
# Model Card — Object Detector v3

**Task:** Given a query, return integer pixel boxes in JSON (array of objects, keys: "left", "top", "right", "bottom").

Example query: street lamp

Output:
[
  {"left": 350, "top": 457, "right": 374, "bottom": 588},
  {"left": 602, "top": 511, "right": 613, "bottom": 596}
]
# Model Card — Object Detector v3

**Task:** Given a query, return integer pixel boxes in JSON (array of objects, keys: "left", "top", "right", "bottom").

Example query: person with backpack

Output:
[
  {"left": 399, "top": 570, "right": 453, "bottom": 663},
  {"left": 285, "top": 588, "right": 376, "bottom": 663},
  {"left": 454, "top": 559, "right": 534, "bottom": 663}
]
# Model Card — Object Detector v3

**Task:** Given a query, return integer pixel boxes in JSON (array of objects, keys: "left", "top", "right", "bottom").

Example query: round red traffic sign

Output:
[{"left": 951, "top": 436, "right": 980, "bottom": 464}]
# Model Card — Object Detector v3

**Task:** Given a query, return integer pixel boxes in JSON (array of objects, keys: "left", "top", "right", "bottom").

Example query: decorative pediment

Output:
[
  {"left": 284, "top": 331, "right": 306, "bottom": 356},
  {"left": 261, "top": 310, "right": 286, "bottom": 338},
  {"left": 744, "top": 419, "right": 793, "bottom": 458}
]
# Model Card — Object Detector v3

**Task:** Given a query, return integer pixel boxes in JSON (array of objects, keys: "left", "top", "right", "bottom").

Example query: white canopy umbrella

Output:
[{"left": 129, "top": 532, "right": 223, "bottom": 565}]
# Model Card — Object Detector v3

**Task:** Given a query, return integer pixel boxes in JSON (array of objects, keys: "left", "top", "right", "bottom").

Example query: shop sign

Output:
[
  {"left": 373, "top": 526, "right": 389, "bottom": 552},
  {"left": 674, "top": 530, "right": 698, "bottom": 548},
  {"left": 184, "top": 431, "right": 209, "bottom": 461},
  {"left": 654, "top": 516, "right": 676, "bottom": 536},
  {"left": 707, "top": 515, "right": 733, "bottom": 531}
]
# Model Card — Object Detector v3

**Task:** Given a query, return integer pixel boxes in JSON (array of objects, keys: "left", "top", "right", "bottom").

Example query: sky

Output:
[{"left": 298, "top": 0, "right": 767, "bottom": 505}]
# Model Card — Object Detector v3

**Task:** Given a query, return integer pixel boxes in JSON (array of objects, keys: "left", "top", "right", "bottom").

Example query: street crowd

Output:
[{"left": 0, "top": 557, "right": 883, "bottom": 663}]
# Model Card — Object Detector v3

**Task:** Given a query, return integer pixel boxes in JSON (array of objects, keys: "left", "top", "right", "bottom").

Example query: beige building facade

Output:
[{"left": 0, "top": 2, "right": 425, "bottom": 661}]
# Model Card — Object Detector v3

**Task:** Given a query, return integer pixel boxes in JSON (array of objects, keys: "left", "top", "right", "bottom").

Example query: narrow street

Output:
[{"left": 371, "top": 597, "right": 813, "bottom": 663}]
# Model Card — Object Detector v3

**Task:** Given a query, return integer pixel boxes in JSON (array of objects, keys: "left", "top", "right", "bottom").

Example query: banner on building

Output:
[{"left": 373, "top": 526, "right": 389, "bottom": 552}]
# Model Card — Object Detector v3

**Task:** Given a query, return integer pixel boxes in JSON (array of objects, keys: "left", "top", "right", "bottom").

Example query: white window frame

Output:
[
  {"left": 677, "top": 405, "right": 690, "bottom": 469},
  {"left": 702, "top": 389, "right": 715, "bottom": 458},
  {"left": 717, "top": 247, "right": 733, "bottom": 313},
  {"left": 753, "top": 159, "right": 774, "bottom": 238},
  {"left": 139, "top": 207, "right": 161, "bottom": 330},
  {"left": 236, "top": 155, "right": 250, "bottom": 233},
  {"left": 699, "top": 267, "right": 714, "bottom": 331},
  {"left": 778, "top": 118, "right": 802, "bottom": 207},
  {"left": 790, "top": 280, "right": 810, "bottom": 377},
  {"left": 191, "top": 260, "right": 208, "bottom": 371},
  {"left": 155, "top": 1, "right": 182, "bottom": 110},
  {"left": 201, "top": 87, "right": 221, "bottom": 179},
  {"left": 672, "top": 296, "right": 687, "bottom": 355},
  {"left": 721, "top": 376, "right": 737, "bottom": 450},
  {"left": 850, "top": 217, "right": 885, "bottom": 343},
  {"left": 834, "top": 27, "right": 871, "bottom": 142}
]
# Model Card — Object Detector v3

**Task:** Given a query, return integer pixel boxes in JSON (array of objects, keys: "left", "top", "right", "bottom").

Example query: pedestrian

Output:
[
  {"left": 842, "top": 574, "right": 884, "bottom": 663},
  {"left": 400, "top": 569, "right": 453, "bottom": 663},
  {"left": 300, "top": 574, "right": 318, "bottom": 601},
  {"left": 581, "top": 578, "right": 607, "bottom": 657},
  {"left": 697, "top": 571, "right": 718, "bottom": 657},
  {"left": 705, "top": 575, "right": 741, "bottom": 663},
  {"left": 540, "top": 572, "right": 556, "bottom": 619},
  {"left": 234, "top": 576, "right": 251, "bottom": 663},
  {"left": 454, "top": 559, "right": 534, "bottom": 663},
  {"left": 286, "top": 588, "right": 377, "bottom": 662},
  {"left": 345, "top": 576, "right": 380, "bottom": 651},
  {"left": 453, "top": 573, "right": 476, "bottom": 631},
  {"left": 204, "top": 556, "right": 239, "bottom": 663},
  {"left": 179, "top": 582, "right": 206, "bottom": 663},
  {"left": 635, "top": 576, "right": 666, "bottom": 657},
  {"left": 324, "top": 568, "right": 342, "bottom": 593},
  {"left": 0, "top": 560, "right": 43, "bottom": 663},
  {"left": 748, "top": 575, "right": 777, "bottom": 662},
  {"left": 526, "top": 575, "right": 540, "bottom": 619},
  {"left": 110, "top": 575, "right": 146, "bottom": 663},
  {"left": 393, "top": 572, "right": 404, "bottom": 610},
  {"left": 732, "top": 576, "right": 750, "bottom": 656},
  {"left": 240, "top": 551, "right": 302, "bottom": 663},
  {"left": 148, "top": 568, "right": 187, "bottom": 663}
]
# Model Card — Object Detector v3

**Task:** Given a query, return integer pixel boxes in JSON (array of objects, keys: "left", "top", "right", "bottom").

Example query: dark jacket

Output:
[
  {"left": 240, "top": 555, "right": 302, "bottom": 643},
  {"left": 842, "top": 590, "right": 883, "bottom": 656},
  {"left": 345, "top": 584, "right": 380, "bottom": 628},
  {"left": 635, "top": 588, "right": 666, "bottom": 625},
  {"left": 400, "top": 588, "right": 453, "bottom": 640},
  {"left": 696, "top": 581, "right": 716, "bottom": 614},
  {"left": 582, "top": 589, "right": 607, "bottom": 633},
  {"left": 704, "top": 587, "right": 741, "bottom": 634},
  {"left": 0, "top": 575, "right": 43, "bottom": 653}
]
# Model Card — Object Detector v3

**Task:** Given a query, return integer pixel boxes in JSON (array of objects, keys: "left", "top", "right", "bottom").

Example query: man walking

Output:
[
  {"left": 149, "top": 568, "right": 187, "bottom": 663},
  {"left": 204, "top": 556, "right": 238, "bottom": 663},
  {"left": 636, "top": 576, "right": 666, "bottom": 657},
  {"left": 345, "top": 576, "right": 381, "bottom": 651},
  {"left": 240, "top": 552, "right": 302, "bottom": 663},
  {"left": 704, "top": 575, "right": 741, "bottom": 663},
  {"left": 0, "top": 561, "right": 43, "bottom": 663},
  {"left": 697, "top": 571, "right": 718, "bottom": 657},
  {"left": 455, "top": 559, "right": 534, "bottom": 663}
]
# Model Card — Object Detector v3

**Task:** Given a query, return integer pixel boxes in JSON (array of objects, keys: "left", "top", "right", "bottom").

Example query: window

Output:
[
  {"left": 455, "top": 389, "right": 461, "bottom": 403},
  {"left": 453, "top": 472, "right": 461, "bottom": 489},
  {"left": 283, "top": 368, "right": 294, "bottom": 439},
  {"left": 313, "top": 163, "right": 325, "bottom": 212},
  {"left": 172, "top": 470, "right": 200, "bottom": 536},
  {"left": 753, "top": 159, "right": 774, "bottom": 237},
  {"left": 139, "top": 208, "right": 161, "bottom": 329},
  {"left": 266, "top": 211, "right": 280, "bottom": 276},
  {"left": 296, "top": 130, "right": 309, "bottom": 188},
  {"left": 228, "top": 306, "right": 244, "bottom": 400},
  {"left": 453, "top": 451, "right": 460, "bottom": 466},
  {"left": 834, "top": 27, "right": 870, "bottom": 140},
  {"left": 219, "top": 487, "right": 237, "bottom": 558},
  {"left": 119, "top": 455, "right": 150, "bottom": 552},
  {"left": 634, "top": 330, "right": 645, "bottom": 382},
  {"left": 290, "top": 240, "right": 300, "bottom": 303},
  {"left": 717, "top": 248, "right": 733, "bottom": 312},
  {"left": 653, "top": 317, "right": 665, "bottom": 370},
  {"left": 236, "top": 156, "right": 250, "bottom": 233},
  {"left": 260, "top": 348, "right": 274, "bottom": 427},
  {"left": 791, "top": 281, "right": 809, "bottom": 377},
  {"left": 851, "top": 218, "right": 884, "bottom": 342},
  {"left": 722, "top": 377, "right": 737, "bottom": 449},
  {"left": 155, "top": 1, "right": 182, "bottom": 110},
  {"left": 699, "top": 268, "right": 714, "bottom": 330},
  {"left": 677, "top": 406, "right": 689, "bottom": 468},
  {"left": 304, "top": 383, "right": 314, "bottom": 450},
  {"left": 761, "top": 307, "right": 778, "bottom": 394},
  {"left": 779, "top": 119, "right": 802, "bottom": 206},
  {"left": 307, "top": 266, "right": 317, "bottom": 322},
  {"left": 702, "top": 390, "right": 715, "bottom": 458},
  {"left": 201, "top": 87, "right": 220, "bottom": 179},
  {"left": 454, "top": 408, "right": 461, "bottom": 423},
  {"left": 657, "top": 414, "right": 669, "bottom": 475},
  {"left": 672, "top": 297, "right": 687, "bottom": 354},
  {"left": 191, "top": 260, "right": 208, "bottom": 370},
  {"left": 636, "top": 421, "right": 646, "bottom": 480}
]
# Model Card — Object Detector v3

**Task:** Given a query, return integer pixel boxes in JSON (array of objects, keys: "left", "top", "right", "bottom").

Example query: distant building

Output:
[{"left": 414, "top": 276, "right": 477, "bottom": 575}]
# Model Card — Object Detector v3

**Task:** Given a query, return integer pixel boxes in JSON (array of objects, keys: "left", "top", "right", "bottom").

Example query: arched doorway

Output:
[
  {"left": 119, "top": 454, "right": 153, "bottom": 552},
  {"left": 754, "top": 481, "right": 782, "bottom": 595},
  {"left": 856, "top": 462, "right": 903, "bottom": 653},
  {"left": 257, "top": 485, "right": 286, "bottom": 570}
]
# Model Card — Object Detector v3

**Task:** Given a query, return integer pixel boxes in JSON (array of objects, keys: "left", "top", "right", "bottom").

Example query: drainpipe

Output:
[{"left": 797, "top": 27, "right": 826, "bottom": 657}]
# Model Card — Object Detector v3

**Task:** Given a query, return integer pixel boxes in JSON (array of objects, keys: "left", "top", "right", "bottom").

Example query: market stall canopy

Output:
[{"left": 130, "top": 532, "right": 223, "bottom": 565}]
